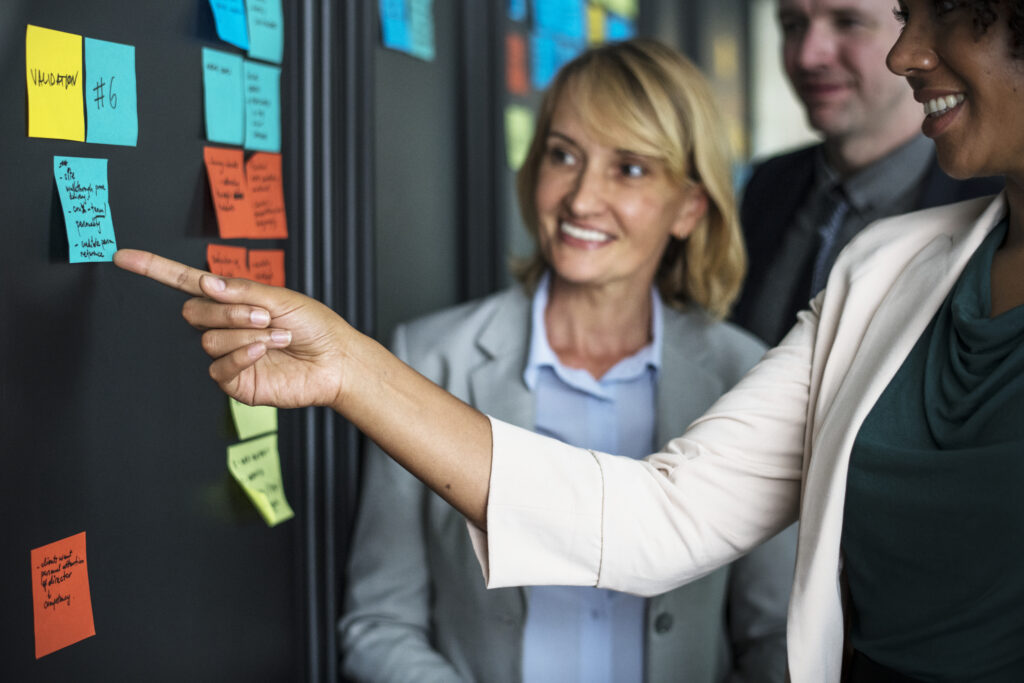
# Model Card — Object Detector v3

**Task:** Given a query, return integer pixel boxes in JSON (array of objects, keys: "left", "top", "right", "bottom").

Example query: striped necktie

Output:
[{"left": 810, "top": 187, "right": 850, "bottom": 297}]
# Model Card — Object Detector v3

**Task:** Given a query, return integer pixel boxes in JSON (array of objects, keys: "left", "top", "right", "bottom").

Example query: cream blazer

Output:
[{"left": 470, "top": 192, "right": 1006, "bottom": 682}]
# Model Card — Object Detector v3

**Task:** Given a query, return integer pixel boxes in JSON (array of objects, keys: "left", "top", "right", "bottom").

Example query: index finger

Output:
[{"left": 114, "top": 249, "right": 210, "bottom": 297}]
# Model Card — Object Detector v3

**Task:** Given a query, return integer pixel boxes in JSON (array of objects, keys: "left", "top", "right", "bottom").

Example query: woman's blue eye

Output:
[{"left": 621, "top": 163, "right": 646, "bottom": 178}]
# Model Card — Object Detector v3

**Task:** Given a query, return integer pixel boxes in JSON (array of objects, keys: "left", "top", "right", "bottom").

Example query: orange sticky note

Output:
[
  {"left": 248, "top": 248, "right": 285, "bottom": 287},
  {"left": 207, "top": 243, "right": 249, "bottom": 278},
  {"left": 246, "top": 152, "right": 288, "bottom": 238},
  {"left": 203, "top": 146, "right": 255, "bottom": 239},
  {"left": 505, "top": 33, "right": 528, "bottom": 96},
  {"left": 31, "top": 532, "right": 96, "bottom": 659}
]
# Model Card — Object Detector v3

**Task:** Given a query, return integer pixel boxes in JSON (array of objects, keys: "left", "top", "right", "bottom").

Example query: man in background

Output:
[{"left": 733, "top": 0, "right": 1000, "bottom": 345}]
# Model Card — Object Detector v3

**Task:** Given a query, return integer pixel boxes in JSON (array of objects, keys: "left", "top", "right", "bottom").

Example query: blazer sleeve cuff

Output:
[{"left": 467, "top": 415, "right": 605, "bottom": 589}]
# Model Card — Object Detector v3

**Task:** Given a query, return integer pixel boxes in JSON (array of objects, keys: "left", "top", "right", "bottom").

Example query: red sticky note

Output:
[
  {"left": 246, "top": 152, "right": 288, "bottom": 238},
  {"left": 248, "top": 248, "right": 285, "bottom": 287},
  {"left": 505, "top": 33, "right": 529, "bottom": 96},
  {"left": 31, "top": 531, "right": 96, "bottom": 659},
  {"left": 207, "top": 243, "right": 249, "bottom": 278},
  {"left": 203, "top": 146, "right": 255, "bottom": 239}
]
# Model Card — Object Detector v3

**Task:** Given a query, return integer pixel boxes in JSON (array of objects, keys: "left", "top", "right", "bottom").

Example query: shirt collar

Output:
[
  {"left": 523, "top": 271, "right": 662, "bottom": 393},
  {"left": 814, "top": 134, "right": 934, "bottom": 214}
]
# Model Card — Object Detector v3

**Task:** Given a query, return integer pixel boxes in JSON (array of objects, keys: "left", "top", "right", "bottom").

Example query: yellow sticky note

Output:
[
  {"left": 227, "top": 434, "right": 294, "bottom": 527},
  {"left": 504, "top": 104, "right": 535, "bottom": 171},
  {"left": 26, "top": 25, "right": 85, "bottom": 141},
  {"left": 586, "top": 5, "right": 606, "bottom": 45},
  {"left": 229, "top": 397, "right": 277, "bottom": 440}
]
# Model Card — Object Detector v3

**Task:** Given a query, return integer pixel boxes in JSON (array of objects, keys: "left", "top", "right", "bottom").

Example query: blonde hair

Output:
[{"left": 514, "top": 39, "right": 746, "bottom": 319}]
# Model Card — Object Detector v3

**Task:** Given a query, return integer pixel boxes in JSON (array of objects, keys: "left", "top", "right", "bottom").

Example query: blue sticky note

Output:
[
  {"left": 209, "top": 0, "right": 249, "bottom": 50},
  {"left": 202, "top": 48, "right": 244, "bottom": 145},
  {"left": 244, "top": 60, "right": 281, "bottom": 153},
  {"left": 54, "top": 156, "right": 117, "bottom": 263},
  {"left": 247, "top": 0, "right": 284, "bottom": 64},
  {"left": 606, "top": 14, "right": 635, "bottom": 41},
  {"left": 84, "top": 38, "right": 138, "bottom": 146},
  {"left": 508, "top": 0, "right": 527, "bottom": 22},
  {"left": 379, "top": 0, "right": 411, "bottom": 53},
  {"left": 407, "top": 0, "right": 436, "bottom": 61},
  {"left": 532, "top": 0, "right": 585, "bottom": 41}
]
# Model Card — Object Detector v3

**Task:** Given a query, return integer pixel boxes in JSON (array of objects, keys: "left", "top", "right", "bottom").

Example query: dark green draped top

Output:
[{"left": 843, "top": 219, "right": 1024, "bottom": 681}]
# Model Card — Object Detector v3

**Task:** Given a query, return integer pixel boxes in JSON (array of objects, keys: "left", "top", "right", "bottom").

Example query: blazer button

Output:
[{"left": 654, "top": 612, "right": 673, "bottom": 634}]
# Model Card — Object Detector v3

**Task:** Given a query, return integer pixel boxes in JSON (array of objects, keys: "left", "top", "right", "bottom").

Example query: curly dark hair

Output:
[{"left": 966, "top": 0, "right": 1024, "bottom": 57}]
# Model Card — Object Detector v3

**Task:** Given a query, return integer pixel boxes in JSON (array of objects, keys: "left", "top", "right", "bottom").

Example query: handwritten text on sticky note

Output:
[
  {"left": 246, "top": 152, "right": 288, "bottom": 238},
  {"left": 208, "top": 0, "right": 250, "bottom": 50},
  {"left": 248, "top": 249, "right": 285, "bottom": 287},
  {"left": 203, "top": 146, "right": 255, "bottom": 238},
  {"left": 227, "top": 434, "right": 294, "bottom": 527},
  {"left": 54, "top": 156, "right": 118, "bottom": 262},
  {"left": 207, "top": 244, "right": 249, "bottom": 278},
  {"left": 247, "top": 0, "right": 284, "bottom": 64},
  {"left": 243, "top": 61, "right": 281, "bottom": 153},
  {"left": 31, "top": 531, "right": 96, "bottom": 659},
  {"left": 26, "top": 25, "right": 85, "bottom": 141},
  {"left": 84, "top": 37, "right": 138, "bottom": 146},
  {"left": 202, "top": 48, "right": 245, "bottom": 146}
]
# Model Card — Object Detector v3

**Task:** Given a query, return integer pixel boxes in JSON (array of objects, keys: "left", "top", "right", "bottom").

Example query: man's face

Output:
[{"left": 778, "top": 0, "right": 913, "bottom": 145}]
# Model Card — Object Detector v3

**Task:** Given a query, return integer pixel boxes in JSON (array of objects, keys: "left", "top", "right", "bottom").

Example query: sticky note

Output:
[
  {"left": 529, "top": 33, "right": 558, "bottom": 90},
  {"left": 31, "top": 532, "right": 96, "bottom": 659},
  {"left": 248, "top": 249, "right": 285, "bottom": 287},
  {"left": 505, "top": 33, "right": 529, "bottom": 95},
  {"left": 504, "top": 105, "right": 534, "bottom": 171},
  {"left": 84, "top": 38, "right": 138, "bottom": 146},
  {"left": 606, "top": 14, "right": 635, "bottom": 41},
  {"left": 227, "top": 434, "right": 295, "bottom": 527},
  {"left": 508, "top": 0, "right": 527, "bottom": 22},
  {"left": 207, "top": 243, "right": 249, "bottom": 278},
  {"left": 202, "top": 48, "right": 245, "bottom": 146},
  {"left": 243, "top": 60, "right": 281, "bottom": 153},
  {"left": 230, "top": 397, "right": 278, "bottom": 440},
  {"left": 246, "top": 152, "right": 288, "bottom": 238},
  {"left": 407, "top": 0, "right": 436, "bottom": 61},
  {"left": 26, "top": 25, "right": 85, "bottom": 142},
  {"left": 247, "top": 0, "right": 284, "bottom": 64},
  {"left": 203, "top": 146, "right": 255, "bottom": 238},
  {"left": 379, "top": 0, "right": 411, "bottom": 54},
  {"left": 586, "top": 6, "right": 606, "bottom": 45},
  {"left": 532, "top": 0, "right": 585, "bottom": 42},
  {"left": 208, "top": 0, "right": 249, "bottom": 50},
  {"left": 595, "top": 0, "right": 638, "bottom": 21},
  {"left": 54, "top": 156, "right": 118, "bottom": 263}
]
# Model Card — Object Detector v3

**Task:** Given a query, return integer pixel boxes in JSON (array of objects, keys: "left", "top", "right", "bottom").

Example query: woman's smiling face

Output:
[
  {"left": 533, "top": 96, "right": 705, "bottom": 294},
  {"left": 887, "top": 0, "right": 1024, "bottom": 180}
]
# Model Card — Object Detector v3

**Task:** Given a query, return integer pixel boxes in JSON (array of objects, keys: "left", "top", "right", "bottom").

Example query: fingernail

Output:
[
  {"left": 270, "top": 330, "right": 291, "bottom": 344},
  {"left": 250, "top": 309, "right": 270, "bottom": 325},
  {"left": 207, "top": 276, "right": 226, "bottom": 292}
]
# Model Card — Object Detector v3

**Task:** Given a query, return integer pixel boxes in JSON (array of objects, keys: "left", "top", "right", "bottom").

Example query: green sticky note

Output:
[
  {"left": 229, "top": 397, "right": 277, "bottom": 440},
  {"left": 227, "top": 434, "right": 294, "bottom": 527},
  {"left": 504, "top": 104, "right": 534, "bottom": 171},
  {"left": 202, "top": 47, "right": 244, "bottom": 145}
]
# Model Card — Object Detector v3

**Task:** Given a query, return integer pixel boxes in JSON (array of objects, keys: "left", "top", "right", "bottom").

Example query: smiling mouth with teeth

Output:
[{"left": 923, "top": 93, "right": 965, "bottom": 117}]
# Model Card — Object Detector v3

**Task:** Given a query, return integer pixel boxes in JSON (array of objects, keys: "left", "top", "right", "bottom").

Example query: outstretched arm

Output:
[{"left": 113, "top": 249, "right": 492, "bottom": 528}]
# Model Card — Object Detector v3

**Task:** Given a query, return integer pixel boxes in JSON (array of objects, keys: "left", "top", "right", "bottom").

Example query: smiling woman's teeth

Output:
[
  {"left": 923, "top": 93, "right": 965, "bottom": 117},
  {"left": 561, "top": 222, "right": 610, "bottom": 243}
]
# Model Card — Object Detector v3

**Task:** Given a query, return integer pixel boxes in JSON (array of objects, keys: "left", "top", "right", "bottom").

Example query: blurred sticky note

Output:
[
  {"left": 203, "top": 146, "right": 254, "bottom": 238},
  {"left": 202, "top": 48, "right": 245, "bottom": 146},
  {"left": 508, "top": 0, "right": 527, "bottom": 22},
  {"left": 596, "top": 0, "right": 638, "bottom": 21},
  {"left": 26, "top": 25, "right": 85, "bottom": 141},
  {"left": 84, "top": 38, "right": 138, "bottom": 146},
  {"left": 505, "top": 33, "right": 528, "bottom": 95},
  {"left": 207, "top": 243, "right": 249, "bottom": 278},
  {"left": 247, "top": 0, "right": 284, "bottom": 64},
  {"left": 379, "top": 0, "right": 435, "bottom": 61},
  {"left": 586, "top": 6, "right": 606, "bottom": 45},
  {"left": 227, "top": 434, "right": 294, "bottom": 527},
  {"left": 532, "top": 0, "right": 585, "bottom": 41},
  {"left": 208, "top": 0, "right": 249, "bottom": 50},
  {"left": 504, "top": 104, "right": 534, "bottom": 171},
  {"left": 31, "top": 531, "right": 96, "bottom": 659},
  {"left": 230, "top": 397, "right": 277, "bottom": 440},
  {"left": 246, "top": 152, "right": 288, "bottom": 238},
  {"left": 248, "top": 249, "right": 285, "bottom": 287},
  {"left": 529, "top": 33, "right": 558, "bottom": 90},
  {"left": 243, "top": 60, "right": 281, "bottom": 152},
  {"left": 54, "top": 156, "right": 118, "bottom": 263},
  {"left": 606, "top": 13, "right": 635, "bottom": 40}
]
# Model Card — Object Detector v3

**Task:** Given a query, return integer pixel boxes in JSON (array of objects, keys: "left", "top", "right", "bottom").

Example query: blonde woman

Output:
[{"left": 336, "top": 41, "right": 794, "bottom": 682}]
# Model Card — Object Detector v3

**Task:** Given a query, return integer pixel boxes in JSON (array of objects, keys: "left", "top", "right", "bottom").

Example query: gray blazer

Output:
[{"left": 339, "top": 286, "right": 797, "bottom": 683}]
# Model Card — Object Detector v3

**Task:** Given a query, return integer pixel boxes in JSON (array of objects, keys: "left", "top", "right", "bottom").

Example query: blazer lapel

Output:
[{"left": 469, "top": 288, "right": 535, "bottom": 430}]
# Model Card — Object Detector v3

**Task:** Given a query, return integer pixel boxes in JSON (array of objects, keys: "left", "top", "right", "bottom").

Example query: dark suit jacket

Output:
[{"left": 732, "top": 143, "right": 1002, "bottom": 345}]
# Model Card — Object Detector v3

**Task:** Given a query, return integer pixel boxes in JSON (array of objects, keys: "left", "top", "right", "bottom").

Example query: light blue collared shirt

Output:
[{"left": 520, "top": 273, "right": 661, "bottom": 683}]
